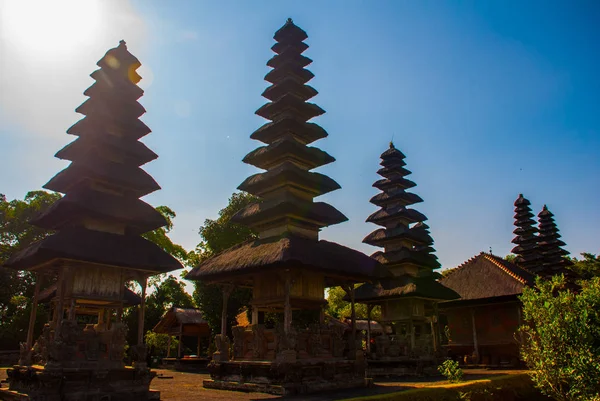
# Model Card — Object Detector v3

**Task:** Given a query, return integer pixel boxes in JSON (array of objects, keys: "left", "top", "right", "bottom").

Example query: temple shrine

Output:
[
  {"left": 511, "top": 194, "right": 543, "bottom": 272},
  {"left": 537, "top": 205, "right": 574, "bottom": 278},
  {"left": 352, "top": 143, "right": 458, "bottom": 376},
  {"left": 0, "top": 41, "right": 182, "bottom": 401},
  {"left": 185, "top": 18, "right": 384, "bottom": 395}
]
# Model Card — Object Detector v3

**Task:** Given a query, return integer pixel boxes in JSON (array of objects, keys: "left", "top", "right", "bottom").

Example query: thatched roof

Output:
[
  {"left": 185, "top": 233, "right": 387, "bottom": 285},
  {"left": 38, "top": 283, "right": 141, "bottom": 306},
  {"left": 439, "top": 252, "right": 535, "bottom": 302},
  {"left": 4, "top": 227, "right": 183, "bottom": 273},
  {"left": 153, "top": 307, "right": 208, "bottom": 334},
  {"left": 353, "top": 275, "right": 459, "bottom": 302}
]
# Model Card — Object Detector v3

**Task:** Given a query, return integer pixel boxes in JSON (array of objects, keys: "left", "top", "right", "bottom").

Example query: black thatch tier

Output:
[
  {"left": 232, "top": 198, "right": 347, "bottom": 228},
  {"left": 373, "top": 176, "right": 417, "bottom": 191},
  {"left": 363, "top": 225, "right": 433, "bottom": 247},
  {"left": 366, "top": 206, "right": 426, "bottom": 226},
  {"left": 369, "top": 190, "right": 423, "bottom": 207},
  {"left": 87, "top": 69, "right": 143, "bottom": 100},
  {"left": 37, "top": 283, "right": 141, "bottom": 306},
  {"left": 380, "top": 157, "right": 407, "bottom": 168},
  {"left": 265, "top": 65, "right": 315, "bottom": 85},
  {"left": 274, "top": 18, "right": 308, "bottom": 43},
  {"left": 272, "top": 41, "right": 308, "bottom": 55},
  {"left": 67, "top": 115, "right": 151, "bottom": 140},
  {"left": 513, "top": 226, "right": 537, "bottom": 236},
  {"left": 251, "top": 119, "right": 327, "bottom": 145},
  {"left": 440, "top": 253, "right": 535, "bottom": 302},
  {"left": 371, "top": 248, "right": 440, "bottom": 270},
  {"left": 44, "top": 159, "right": 160, "bottom": 197},
  {"left": 256, "top": 94, "right": 324, "bottom": 121},
  {"left": 55, "top": 135, "right": 158, "bottom": 166},
  {"left": 353, "top": 275, "right": 458, "bottom": 302},
  {"left": 243, "top": 137, "right": 334, "bottom": 170},
  {"left": 262, "top": 78, "right": 317, "bottom": 102},
  {"left": 31, "top": 188, "right": 166, "bottom": 234},
  {"left": 376, "top": 166, "right": 412, "bottom": 179},
  {"left": 185, "top": 233, "right": 388, "bottom": 285},
  {"left": 267, "top": 50, "right": 312, "bottom": 69},
  {"left": 96, "top": 41, "right": 142, "bottom": 81},
  {"left": 4, "top": 227, "right": 182, "bottom": 273},
  {"left": 76, "top": 95, "right": 146, "bottom": 120},
  {"left": 238, "top": 162, "right": 340, "bottom": 197}
]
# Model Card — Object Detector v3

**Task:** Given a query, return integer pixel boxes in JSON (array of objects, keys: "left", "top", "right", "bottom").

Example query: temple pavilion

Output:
[
  {"left": 185, "top": 18, "right": 384, "bottom": 395},
  {"left": 0, "top": 41, "right": 182, "bottom": 401},
  {"left": 352, "top": 143, "right": 458, "bottom": 376}
]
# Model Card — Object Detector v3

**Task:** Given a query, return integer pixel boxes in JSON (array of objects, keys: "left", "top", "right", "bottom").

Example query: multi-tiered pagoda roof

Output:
[
  {"left": 187, "top": 19, "right": 382, "bottom": 284},
  {"left": 537, "top": 205, "right": 574, "bottom": 277},
  {"left": 5, "top": 41, "right": 181, "bottom": 273},
  {"left": 354, "top": 143, "right": 457, "bottom": 302},
  {"left": 510, "top": 194, "right": 542, "bottom": 272}
]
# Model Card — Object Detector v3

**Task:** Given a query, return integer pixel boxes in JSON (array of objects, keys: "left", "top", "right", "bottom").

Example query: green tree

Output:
[
  {"left": 191, "top": 192, "right": 258, "bottom": 335},
  {"left": 569, "top": 253, "right": 600, "bottom": 280},
  {"left": 325, "top": 286, "right": 381, "bottom": 321},
  {"left": 504, "top": 254, "right": 517, "bottom": 263},
  {"left": 520, "top": 275, "right": 600, "bottom": 401},
  {"left": 0, "top": 191, "right": 60, "bottom": 349}
]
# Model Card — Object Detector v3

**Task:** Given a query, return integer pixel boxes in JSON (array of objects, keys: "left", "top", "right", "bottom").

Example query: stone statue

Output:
[{"left": 231, "top": 326, "right": 246, "bottom": 359}]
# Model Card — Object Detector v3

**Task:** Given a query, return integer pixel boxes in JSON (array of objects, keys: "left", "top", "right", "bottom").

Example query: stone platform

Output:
[
  {"left": 0, "top": 365, "right": 159, "bottom": 401},
  {"left": 205, "top": 359, "right": 369, "bottom": 396},
  {"left": 366, "top": 357, "right": 438, "bottom": 377}
]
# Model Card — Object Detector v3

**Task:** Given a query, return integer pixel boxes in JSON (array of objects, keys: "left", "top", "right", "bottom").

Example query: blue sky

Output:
[{"left": 0, "top": 1, "right": 598, "bottom": 285}]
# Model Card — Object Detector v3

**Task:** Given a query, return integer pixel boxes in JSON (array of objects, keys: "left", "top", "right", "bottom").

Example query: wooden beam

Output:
[
  {"left": 25, "top": 273, "right": 41, "bottom": 354},
  {"left": 471, "top": 307, "right": 479, "bottom": 363},
  {"left": 283, "top": 272, "right": 292, "bottom": 335},
  {"left": 221, "top": 284, "right": 234, "bottom": 336},
  {"left": 178, "top": 323, "right": 183, "bottom": 358},
  {"left": 137, "top": 277, "right": 147, "bottom": 346},
  {"left": 366, "top": 304, "right": 373, "bottom": 354}
]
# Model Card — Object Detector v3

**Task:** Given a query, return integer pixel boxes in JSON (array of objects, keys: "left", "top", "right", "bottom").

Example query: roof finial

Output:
[
  {"left": 389, "top": 133, "right": 395, "bottom": 149},
  {"left": 489, "top": 246, "right": 493, "bottom": 254},
  {"left": 119, "top": 39, "right": 127, "bottom": 48},
  {"left": 543, "top": 204, "right": 548, "bottom": 211},
  {"left": 287, "top": 17, "right": 293, "bottom": 23}
]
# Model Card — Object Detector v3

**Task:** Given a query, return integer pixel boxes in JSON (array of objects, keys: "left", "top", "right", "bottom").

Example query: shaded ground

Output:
[{"left": 0, "top": 367, "right": 527, "bottom": 400}]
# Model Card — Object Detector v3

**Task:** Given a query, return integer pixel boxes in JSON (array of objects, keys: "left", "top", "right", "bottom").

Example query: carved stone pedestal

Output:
[
  {"left": 0, "top": 365, "right": 159, "bottom": 401},
  {"left": 204, "top": 358, "right": 367, "bottom": 396}
]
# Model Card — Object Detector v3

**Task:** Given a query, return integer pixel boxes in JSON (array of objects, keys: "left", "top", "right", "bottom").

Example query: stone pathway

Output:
[{"left": 0, "top": 367, "right": 527, "bottom": 400}]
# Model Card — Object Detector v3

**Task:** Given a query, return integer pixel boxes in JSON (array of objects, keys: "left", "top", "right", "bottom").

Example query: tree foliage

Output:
[
  {"left": 569, "top": 253, "right": 600, "bottom": 280},
  {"left": 191, "top": 192, "right": 258, "bottom": 335},
  {"left": 520, "top": 275, "right": 600, "bottom": 401},
  {"left": 325, "top": 286, "right": 381, "bottom": 321}
]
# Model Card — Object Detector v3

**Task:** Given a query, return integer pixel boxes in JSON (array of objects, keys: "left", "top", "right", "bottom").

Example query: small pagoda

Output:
[
  {"left": 0, "top": 41, "right": 182, "bottom": 401},
  {"left": 511, "top": 194, "right": 543, "bottom": 272},
  {"left": 537, "top": 205, "right": 574, "bottom": 278},
  {"left": 353, "top": 143, "right": 458, "bottom": 376},
  {"left": 186, "top": 18, "right": 383, "bottom": 395}
]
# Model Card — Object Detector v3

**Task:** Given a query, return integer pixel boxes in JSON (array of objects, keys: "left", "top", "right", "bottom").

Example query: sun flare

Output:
[{"left": 1, "top": 0, "right": 104, "bottom": 59}]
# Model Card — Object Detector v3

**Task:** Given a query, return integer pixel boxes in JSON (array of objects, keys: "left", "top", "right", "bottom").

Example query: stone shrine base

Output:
[
  {"left": 0, "top": 365, "right": 159, "bottom": 401},
  {"left": 204, "top": 359, "right": 370, "bottom": 396}
]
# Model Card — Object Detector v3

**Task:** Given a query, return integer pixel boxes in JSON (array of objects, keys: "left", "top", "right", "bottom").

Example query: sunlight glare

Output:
[{"left": 1, "top": 0, "right": 103, "bottom": 59}]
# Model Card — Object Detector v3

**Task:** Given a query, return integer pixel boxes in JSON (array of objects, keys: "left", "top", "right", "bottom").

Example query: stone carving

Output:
[
  {"left": 331, "top": 325, "right": 346, "bottom": 358},
  {"left": 213, "top": 334, "right": 230, "bottom": 362},
  {"left": 18, "top": 342, "right": 31, "bottom": 366},
  {"left": 252, "top": 324, "right": 266, "bottom": 358},
  {"left": 375, "top": 334, "right": 390, "bottom": 358},
  {"left": 132, "top": 344, "right": 147, "bottom": 369},
  {"left": 308, "top": 324, "right": 323, "bottom": 356},
  {"left": 232, "top": 326, "right": 246, "bottom": 359}
]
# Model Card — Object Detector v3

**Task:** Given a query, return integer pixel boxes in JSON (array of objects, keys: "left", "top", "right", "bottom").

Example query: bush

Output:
[
  {"left": 520, "top": 275, "right": 600, "bottom": 401},
  {"left": 438, "top": 359, "right": 463, "bottom": 383}
]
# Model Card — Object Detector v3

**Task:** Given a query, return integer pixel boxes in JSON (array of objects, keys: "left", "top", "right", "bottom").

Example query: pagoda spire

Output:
[
  {"left": 511, "top": 194, "right": 542, "bottom": 272},
  {"left": 233, "top": 18, "right": 346, "bottom": 240},
  {"left": 363, "top": 144, "right": 440, "bottom": 277},
  {"left": 31, "top": 40, "right": 166, "bottom": 235},
  {"left": 537, "top": 205, "right": 574, "bottom": 277}
]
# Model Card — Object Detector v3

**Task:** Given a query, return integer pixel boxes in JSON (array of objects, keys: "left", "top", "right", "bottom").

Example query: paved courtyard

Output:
[{"left": 0, "top": 367, "right": 526, "bottom": 400}]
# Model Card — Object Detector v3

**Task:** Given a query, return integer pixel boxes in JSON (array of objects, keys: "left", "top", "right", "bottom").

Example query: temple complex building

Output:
[
  {"left": 438, "top": 253, "right": 535, "bottom": 366},
  {"left": 185, "top": 18, "right": 384, "bottom": 395},
  {"left": 352, "top": 143, "right": 458, "bottom": 376},
  {"left": 0, "top": 41, "right": 182, "bottom": 401},
  {"left": 537, "top": 205, "right": 574, "bottom": 278},
  {"left": 511, "top": 194, "right": 543, "bottom": 272}
]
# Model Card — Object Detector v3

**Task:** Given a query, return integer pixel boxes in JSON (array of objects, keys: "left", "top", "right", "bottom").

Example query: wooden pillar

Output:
[
  {"left": 252, "top": 306, "right": 259, "bottom": 325},
  {"left": 197, "top": 335, "right": 201, "bottom": 356},
  {"left": 68, "top": 298, "right": 77, "bottom": 321},
  {"left": 137, "top": 277, "right": 147, "bottom": 346},
  {"left": 409, "top": 320, "right": 415, "bottom": 350},
  {"left": 471, "top": 307, "right": 479, "bottom": 362},
  {"left": 319, "top": 305, "right": 325, "bottom": 324},
  {"left": 98, "top": 309, "right": 106, "bottom": 325},
  {"left": 178, "top": 323, "right": 183, "bottom": 358},
  {"left": 167, "top": 335, "right": 172, "bottom": 358},
  {"left": 25, "top": 273, "right": 42, "bottom": 352},
  {"left": 283, "top": 274, "right": 292, "bottom": 335},
  {"left": 366, "top": 304, "right": 374, "bottom": 354},
  {"left": 221, "top": 284, "right": 234, "bottom": 336},
  {"left": 350, "top": 286, "right": 357, "bottom": 352},
  {"left": 116, "top": 303, "right": 123, "bottom": 323},
  {"left": 55, "top": 267, "right": 66, "bottom": 328}
]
